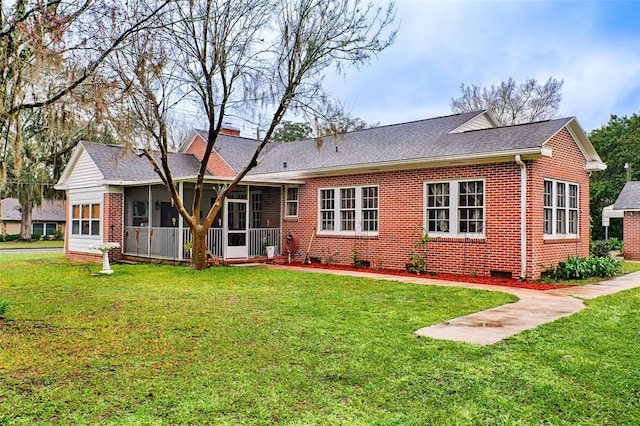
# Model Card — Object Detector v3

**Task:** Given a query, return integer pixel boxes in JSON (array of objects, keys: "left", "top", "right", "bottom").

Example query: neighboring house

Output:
[
  {"left": 55, "top": 110, "right": 605, "bottom": 280},
  {"left": 0, "top": 198, "right": 66, "bottom": 237},
  {"left": 612, "top": 181, "right": 640, "bottom": 260}
]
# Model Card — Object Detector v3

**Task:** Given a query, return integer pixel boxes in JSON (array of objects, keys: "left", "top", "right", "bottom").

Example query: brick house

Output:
[
  {"left": 612, "top": 181, "right": 640, "bottom": 260},
  {"left": 55, "top": 110, "right": 605, "bottom": 280}
]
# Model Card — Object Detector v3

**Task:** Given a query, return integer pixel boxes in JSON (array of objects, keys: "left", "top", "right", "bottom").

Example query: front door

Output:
[{"left": 225, "top": 197, "right": 248, "bottom": 258}]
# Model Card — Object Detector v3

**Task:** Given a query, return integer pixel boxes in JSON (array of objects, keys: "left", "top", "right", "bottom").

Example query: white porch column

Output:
[{"left": 178, "top": 181, "right": 184, "bottom": 261}]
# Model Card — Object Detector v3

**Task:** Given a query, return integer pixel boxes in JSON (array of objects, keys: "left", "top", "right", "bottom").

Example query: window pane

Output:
[
  {"left": 340, "top": 188, "right": 356, "bottom": 231},
  {"left": 82, "top": 205, "right": 90, "bottom": 219},
  {"left": 320, "top": 189, "right": 335, "bottom": 231},
  {"left": 556, "top": 183, "right": 565, "bottom": 207},
  {"left": 556, "top": 209, "right": 566, "bottom": 234},
  {"left": 91, "top": 220, "right": 100, "bottom": 236},
  {"left": 428, "top": 209, "right": 449, "bottom": 232},
  {"left": 92, "top": 204, "right": 101, "bottom": 219},
  {"left": 569, "top": 210, "right": 578, "bottom": 234},
  {"left": 544, "top": 208, "right": 553, "bottom": 234},
  {"left": 82, "top": 221, "right": 90, "bottom": 235},
  {"left": 72, "top": 205, "right": 80, "bottom": 219},
  {"left": 72, "top": 220, "right": 79, "bottom": 234},
  {"left": 569, "top": 184, "right": 578, "bottom": 209},
  {"left": 544, "top": 181, "right": 553, "bottom": 207},
  {"left": 45, "top": 223, "right": 56, "bottom": 235},
  {"left": 33, "top": 223, "right": 44, "bottom": 234},
  {"left": 361, "top": 187, "right": 378, "bottom": 232},
  {"left": 458, "top": 181, "right": 484, "bottom": 233}
]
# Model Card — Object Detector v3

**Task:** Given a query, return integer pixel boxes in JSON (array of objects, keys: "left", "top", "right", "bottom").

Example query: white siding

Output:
[
  {"left": 65, "top": 149, "right": 104, "bottom": 189},
  {"left": 67, "top": 188, "right": 106, "bottom": 253},
  {"left": 450, "top": 114, "right": 496, "bottom": 133}
]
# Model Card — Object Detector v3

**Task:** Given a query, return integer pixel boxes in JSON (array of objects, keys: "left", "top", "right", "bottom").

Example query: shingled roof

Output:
[
  {"left": 192, "top": 130, "right": 262, "bottom": 173},
  {"left": 613, "top": 181, "right": 640, "bottom": 210},
  {"left": 250, "top": 111, "right": 576, "bottom": 176},
  {"left": 0, "top": 198, "right": 65, "bottom": 221},
  {"left": 81, "top": 142, "right": 210, "bottom": 182}
]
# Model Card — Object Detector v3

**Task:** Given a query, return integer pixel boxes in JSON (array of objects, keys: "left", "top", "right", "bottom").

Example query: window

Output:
[
  {"left": 32, "top": 223, "right": 57, "bottom": 236},
  {"left": 285, "top": 187, "right": 299, "bottom": 218},
  {"left": 424, "top": 180, "right": 484, "bottom": 237},
  {"left": 251, "top": 192, "right": 262, "bottom": 228},
  {"left": 318, "top": 186, "right": 378, "bottom": 234},
  {"left": 544, "top": 179, "right": 578, "bottom": 237},
  {"left": 132, "top": 201, "right": 148, "bottom": 226},
  {"left": 71, "top": 203, "right": 101, "bottom": 236}
]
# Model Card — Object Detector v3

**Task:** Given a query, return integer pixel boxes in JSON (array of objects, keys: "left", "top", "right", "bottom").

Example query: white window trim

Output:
[
  {"left": 284, "top": 186, "right": 299, "bottom": 218},
  {"left": 317, "top": 185, "right": 379, "bottom": 236},
  {"left": 544, "top": 178, "right": 579, "bottom": 239},
  {"left": 71, "top": 203, "right": 102, "bottom": 238},
  {"left": 423, "top": 179, "right": 485, "bottom": 239}
]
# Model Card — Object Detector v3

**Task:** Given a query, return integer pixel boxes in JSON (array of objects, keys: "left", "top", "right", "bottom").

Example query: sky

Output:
[{"left": 321, "top": 0, "right": 640, "bottom": 133}]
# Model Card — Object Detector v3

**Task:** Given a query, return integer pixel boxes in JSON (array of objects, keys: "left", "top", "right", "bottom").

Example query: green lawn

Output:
[
  {"left": 0, "top": 239, "right": 64, "bottom": 249},
  {"left": 1, "top": 254, "right": 639, "bottom": 425}
]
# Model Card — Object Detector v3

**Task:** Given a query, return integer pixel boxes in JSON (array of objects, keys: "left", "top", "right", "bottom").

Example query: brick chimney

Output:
[{"left": 220, "top": 123, "right": 240, "bottom": 137}]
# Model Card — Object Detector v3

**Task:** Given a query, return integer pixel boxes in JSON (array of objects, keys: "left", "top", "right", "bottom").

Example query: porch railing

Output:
[{"left": 124, "top": 226, "right": 280, "bottom": 260}]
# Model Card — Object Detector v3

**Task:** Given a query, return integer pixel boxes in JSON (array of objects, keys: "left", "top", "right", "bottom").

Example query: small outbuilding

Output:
[{"left": 613, "top": 181, "right": 640, "bottom": 260}]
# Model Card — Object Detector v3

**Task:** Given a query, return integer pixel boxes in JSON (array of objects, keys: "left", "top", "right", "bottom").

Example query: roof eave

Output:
[{"left": 250, "top": 148, "right": 547, "bottom": 179}]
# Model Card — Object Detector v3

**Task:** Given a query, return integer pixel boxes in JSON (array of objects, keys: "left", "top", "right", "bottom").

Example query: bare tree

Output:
[
  {"left": 450, "top": 77, "right": 563, "bottom": 125},
  {"left": 111, "top": 0, "right": 396, "bottom": 269}
]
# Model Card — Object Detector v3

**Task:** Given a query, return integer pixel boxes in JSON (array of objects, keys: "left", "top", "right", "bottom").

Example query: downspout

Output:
[{"left": 515, "top": 155, "right": 527, "bottom": 280}]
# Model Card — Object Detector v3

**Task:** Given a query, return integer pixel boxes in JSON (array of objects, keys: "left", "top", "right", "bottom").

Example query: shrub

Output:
[
  {"left": 52, "top": 229, "right": 65, "bottom": 241},
  {"left": 31, "top": 233, "right": 42, "bottom": 241},
  {"left": 0, "top": 234, "right": 20, "bottom": 242},
  {"left": 0, "top": 300, "right": 8, "bottom": 317},
  {"left": 590, "top": 239, "right": 624, "bottom": 258},
  {"left": 546, "top": 255, "right": 622, "bottom": 280}
]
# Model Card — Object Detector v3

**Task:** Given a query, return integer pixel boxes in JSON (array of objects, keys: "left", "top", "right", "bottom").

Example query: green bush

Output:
[
  {"left": 31, "top": 233, "right": 42, "bottom": 241},
  {"left": 0, "top": 300, "right": 8, "bottom": 317},
  {"left": 546, "top": 255, "right": 622, "bottom": 280},
  {"left": 52, "top": 229, "right": 65, "bottom": 241},
  {"left": 0, "top": 234, "right": 20, "bottom": 242},
  {"left": 590, "top": 238, "right": 624, "bottom": 258}
]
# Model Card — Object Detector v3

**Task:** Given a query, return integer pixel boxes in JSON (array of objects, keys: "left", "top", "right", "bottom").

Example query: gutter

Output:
[{"left": 515, "top": 155, "right": 527, "bottom": 280}]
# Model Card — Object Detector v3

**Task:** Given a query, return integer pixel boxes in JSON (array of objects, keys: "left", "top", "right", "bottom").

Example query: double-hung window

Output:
[
  {"left": 71, "top": 203, "right": 101, "bottom": 236},
  {"left": 544, "top": 179, "right": 578, "bottom": 237},
  {"left": 318, "top": 185, "right": 378, "bottom": 234},
  {"left": 424, "top": 179, "right": 484, "bottom": 238},
  {"left": 285, "top": 187, "right": 299, "bottom": 218}
]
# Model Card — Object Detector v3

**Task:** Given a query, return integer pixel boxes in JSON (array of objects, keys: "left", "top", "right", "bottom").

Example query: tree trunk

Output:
[
  {"left": 19, "top": 198, "right": 33, "bottom": 241},
  {"left": 191, "top": 226, "right": 208, "bottom": 270}
]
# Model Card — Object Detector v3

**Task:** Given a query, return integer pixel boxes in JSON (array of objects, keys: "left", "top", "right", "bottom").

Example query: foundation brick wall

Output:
[
  {"left": 282, "top": 129, "right": 593, "bottom": 280},
  {"left": 623, "top": 211, "right": 640, "bottom": 259}
]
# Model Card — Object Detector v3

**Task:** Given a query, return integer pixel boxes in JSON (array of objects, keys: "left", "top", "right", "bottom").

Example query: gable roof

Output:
[
  {"left": 57, "top": 142, "right": 211, "bottom": 188},
  {"left": 249, "top": 111, "right": 605, "bottom": 178},
  {"left": 180, "top": 130, "right": 262, "bottom": 174},
  {"left": 0, "top": 198, "right": 65, "bottom": 222},
  {"left": 613, "top": 181, "right": 640, "bottom": 211}
]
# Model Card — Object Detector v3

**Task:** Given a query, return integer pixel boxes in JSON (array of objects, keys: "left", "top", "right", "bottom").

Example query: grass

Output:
[
  {"left": 1, "top": 254, "right": 639, "bottom": 424},
  {"left": 0, "top": 239, "right": 64, "bottom": 249}
]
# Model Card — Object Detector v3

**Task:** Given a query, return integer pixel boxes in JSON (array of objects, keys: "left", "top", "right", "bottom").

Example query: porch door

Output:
[{"left": 225, "top": 197, "right": 248, "bottom": 258}]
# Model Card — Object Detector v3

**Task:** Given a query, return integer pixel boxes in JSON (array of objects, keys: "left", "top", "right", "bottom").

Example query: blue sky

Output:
[{"left": 323, "top": 0, "right": 640, "bottom": 132}]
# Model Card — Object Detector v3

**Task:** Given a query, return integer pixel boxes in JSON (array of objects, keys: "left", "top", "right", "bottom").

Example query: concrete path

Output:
[{"left": 266, "top": 264, "right": 640, "bottom": 345}]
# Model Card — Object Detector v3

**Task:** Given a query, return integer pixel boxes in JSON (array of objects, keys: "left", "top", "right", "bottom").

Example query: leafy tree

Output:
[
  {"left": 272, "top": 121, "right": 313, "bottom": 142},
  {"left": 589, "top": 113, "right": 640, "bottom": 240},
  {"left": 450, "top": 77, "right": 563, "bottom": 125},
  {"left": 0, "top": 0, "right": 169, "bottom": 240},
  {"left": 111, "top": 0, "right": 396, "bottom": 269}
]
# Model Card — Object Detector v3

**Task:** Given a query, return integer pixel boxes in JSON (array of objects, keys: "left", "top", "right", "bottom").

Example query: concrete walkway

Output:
[{"left": 266, "top": 264, "right": 640, "bottom": 345}]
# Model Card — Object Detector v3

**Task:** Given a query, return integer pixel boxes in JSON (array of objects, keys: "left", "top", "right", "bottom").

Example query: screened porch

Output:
[{"left": 121, "top": 183, "right": 283, "bottom": 262}]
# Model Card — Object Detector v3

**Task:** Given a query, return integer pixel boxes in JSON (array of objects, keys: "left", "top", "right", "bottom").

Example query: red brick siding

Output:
[
  {"left": 282, "top": 162, "right": 524, "bottom": 278},
  {"left": 103, "top": 192, "right": 124, "bottom": 260},
  {"left": 282, "top": 129, "right": 592, "bottom": 280},
  {"left": 529, "top": 128, "right": 591, "bottom": 277},
  {"left": 185, "top": 135, "right": 236, "bottom": 177},
  {"left": 66, "top": 250, "right": 103, "bottom": 263},
  {"left": 623, "top": 212, "right": 640, "bottom": 260}
]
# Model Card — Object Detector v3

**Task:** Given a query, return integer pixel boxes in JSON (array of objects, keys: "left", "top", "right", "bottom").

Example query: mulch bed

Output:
[{"left": 292, "top": 262, "right": 573, "bottom": 291}]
